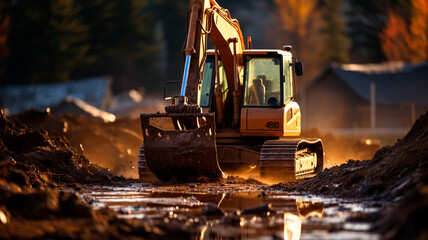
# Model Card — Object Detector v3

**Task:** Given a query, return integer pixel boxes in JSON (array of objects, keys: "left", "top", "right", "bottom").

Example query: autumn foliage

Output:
[
  {"left": 379, "top": 11, "right": 411, "bottom": 61},
  {"left": 380, "top": 0, "right": 428, "bottom": 62},
  {"left": 273, "top": 0, "right": 325, "bottom": 92},
  {"left": 407, "top": 0, "right": 428, "bottom": 61},
  {"left": 0, "top": 12, "right": 9, "bottom": 74}
]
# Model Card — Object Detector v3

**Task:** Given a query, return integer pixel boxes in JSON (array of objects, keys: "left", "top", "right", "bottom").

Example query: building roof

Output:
[
  {"left": 309, "top": 62, "right": 428, "bottom": 106},
  {"left": 0, "top": 76, "right": 112, "bottom": 115}
]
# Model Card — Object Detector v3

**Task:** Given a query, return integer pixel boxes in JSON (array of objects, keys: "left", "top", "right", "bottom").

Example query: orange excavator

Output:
[{"left": 138, "top": 0, "right": 324, "bottom": 183}]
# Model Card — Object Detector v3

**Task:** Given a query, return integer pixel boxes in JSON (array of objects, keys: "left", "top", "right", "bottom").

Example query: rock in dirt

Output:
[
  {"left": 201, "top": 203, "right": 224, "bottom": 216},
  {"left": 241, "top": 203, "right": 272, "bottom": 215},
  {"left": 220, "top": 210, "right": 241, "bottom": 225}
]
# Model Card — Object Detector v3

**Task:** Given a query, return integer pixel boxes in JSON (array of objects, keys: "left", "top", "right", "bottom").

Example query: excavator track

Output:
[
  {"left": 260, "top": 138, "right": 323, "bottom": 182},
  {"left": 139, "top": 137, "right": 323, "bottom": 183},
  {"left": 138, "top": 145, "right": 159, "bottom": 182}
]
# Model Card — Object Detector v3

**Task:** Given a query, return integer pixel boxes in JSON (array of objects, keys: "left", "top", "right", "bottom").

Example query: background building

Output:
[{"left": 300, "top": 62, "right": 428, "bottom": 142}]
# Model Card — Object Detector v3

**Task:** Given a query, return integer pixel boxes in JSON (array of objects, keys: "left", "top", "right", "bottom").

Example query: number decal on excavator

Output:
[{"left": 266, "top": 121, "right": 280, "bottom": 129}]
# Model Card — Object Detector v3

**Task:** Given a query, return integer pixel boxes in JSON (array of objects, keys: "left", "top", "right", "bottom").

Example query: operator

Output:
[{"left": 248, "top": 77, "right": 265, "bottom": 105}]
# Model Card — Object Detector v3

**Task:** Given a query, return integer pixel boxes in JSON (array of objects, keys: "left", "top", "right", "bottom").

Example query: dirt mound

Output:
[
  {"left": 372, "top": 186, "right": 428, "bottom": 240},
  {"left": 13, "top": 110, "right": 142, "bottom": 178},
  {"left": 273, "top": 112, "right": 428, "bottom": 201},
  {"left": 1, "top": 110, "right": 122, "bottom": 186}
]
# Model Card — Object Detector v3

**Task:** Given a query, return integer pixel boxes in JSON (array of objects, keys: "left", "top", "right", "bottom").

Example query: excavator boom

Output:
[{"left": 139, "top": 0, "right": 245, "bottom": 182}]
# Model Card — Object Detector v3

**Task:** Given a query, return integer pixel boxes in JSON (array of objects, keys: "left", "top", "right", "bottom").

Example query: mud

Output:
[{"left": 82, "top": 183, "right": 380, "bottom": 239}]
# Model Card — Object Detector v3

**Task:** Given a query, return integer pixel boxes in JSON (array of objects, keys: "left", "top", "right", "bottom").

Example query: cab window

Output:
[
  {"left": 200, "top": 57, "right": 228, "bottom": 108},
  {"left": 283, "top": 59, "right": 292, "bottom": 102},
  {"left": 200, "top": 59, "right": 214, "bottom": 107},
  {"left": 244, "top": 57, "right": 281, "bottom": 107}
]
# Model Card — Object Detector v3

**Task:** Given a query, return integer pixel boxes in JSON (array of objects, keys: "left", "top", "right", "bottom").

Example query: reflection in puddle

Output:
[
  {"left": 284, "top": 213, "right": 301, "bottom": 240},
  {"left": 82, "top": 183, "right": 379, "bottom": 240}
]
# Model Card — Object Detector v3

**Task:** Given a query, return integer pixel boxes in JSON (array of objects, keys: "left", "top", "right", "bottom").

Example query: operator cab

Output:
[
  {"left": 242, "top": 50, "right": 292, "bottom": 108},
  {"left": 201, "top": 49, "right": 302, "bottom": 137}
]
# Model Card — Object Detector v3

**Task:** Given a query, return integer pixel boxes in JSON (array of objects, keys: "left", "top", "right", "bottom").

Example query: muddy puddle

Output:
[{"left": 81, "top": 183, "right": 380, "bottom": 240}]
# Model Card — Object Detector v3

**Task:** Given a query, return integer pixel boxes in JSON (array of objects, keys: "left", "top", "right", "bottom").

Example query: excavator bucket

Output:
[{"left": 140, "top": 113, "right": 224, "bottom": 182}]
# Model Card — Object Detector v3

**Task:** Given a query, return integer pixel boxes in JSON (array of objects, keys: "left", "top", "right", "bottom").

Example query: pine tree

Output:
[
  {"left": 152, "top": 0, "right": 188, "bottom": 82},
  {"left": 346, "top": 0, "right": 385, "bottom": 63},
  {"left": 109, "top": 0, "right": 158, "bottom": 92},
  {"left": 49, "top": 0, "right": 89, "bottom": 81},
  {"left": 75, "top": 0, "right": 158, "bottom": 92},
  {"left": 319, "top": 0, "right": 350, "bottom": 66},
  {"left": 346, "top": 0, "right": 414, "bottom": 63},
  {"left": 2, "top": 0, "right": 157, "bottom": 92},
  {"left": 5, "top": 0, "right": 89, "bottom": 84},
  {"left": 0, "top": 0, "right": 10, "bottom": 76},
  {"left": 273, "top": 0, "right": 325, "bottom": 92}
]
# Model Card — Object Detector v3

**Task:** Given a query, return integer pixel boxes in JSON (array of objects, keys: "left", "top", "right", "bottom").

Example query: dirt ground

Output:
[
  {"left": 13, "top": 109, "right": 143, "bottom": 179},
  {"left": 1, "top": 108, "right": 428, "bottom": 239},
  {"left": 0, "top": 109, "right": 158, "bottom": 239}
]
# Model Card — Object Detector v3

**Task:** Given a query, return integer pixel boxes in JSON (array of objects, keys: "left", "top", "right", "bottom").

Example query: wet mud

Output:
[{"left": 82, "top": 183, "right": 380, "bottom": 239}]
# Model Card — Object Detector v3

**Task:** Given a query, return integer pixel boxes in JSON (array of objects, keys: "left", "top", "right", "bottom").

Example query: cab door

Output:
[{"left": 240, "top": 54, "right": 300, "bottom": 137}]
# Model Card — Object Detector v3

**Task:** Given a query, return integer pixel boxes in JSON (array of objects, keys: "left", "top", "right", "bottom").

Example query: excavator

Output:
[{"left": 138, "top": 0, "right": 324, "bottom": 183}]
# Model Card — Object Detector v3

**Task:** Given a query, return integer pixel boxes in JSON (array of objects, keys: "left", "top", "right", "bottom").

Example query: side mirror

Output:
[
  {"left": 164, "top": 81, "right": 181, "bottom": 100},
  {"left": 295, "top": 62, "right": 303, "bottom": 76}
]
